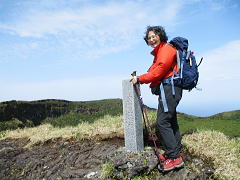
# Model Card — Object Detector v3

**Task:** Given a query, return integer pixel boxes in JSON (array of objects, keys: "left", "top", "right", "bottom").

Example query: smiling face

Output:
[{"left": 147, "top": 31, "right": 161, "bottom": 48}]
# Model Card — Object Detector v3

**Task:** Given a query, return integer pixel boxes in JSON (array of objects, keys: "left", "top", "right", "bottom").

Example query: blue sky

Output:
[{"left": 0, "top": 0, "right": 240, "bottom": 116}]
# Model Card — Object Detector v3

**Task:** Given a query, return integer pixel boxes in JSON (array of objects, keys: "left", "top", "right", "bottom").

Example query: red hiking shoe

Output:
[
  {"left": 159, "top": 152, "right": 183, "bottom": 162},
  {"left": 162, "top": 157, "right": 184, "bottom": 171}
]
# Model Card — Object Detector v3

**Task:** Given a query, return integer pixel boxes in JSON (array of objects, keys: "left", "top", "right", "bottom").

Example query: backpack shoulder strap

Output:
[
  {"left": 176, "top": 50, "right": 180, "bottom": 71},
  {"left": 168, "top": 43, "right": 180, "bottom": 73}
]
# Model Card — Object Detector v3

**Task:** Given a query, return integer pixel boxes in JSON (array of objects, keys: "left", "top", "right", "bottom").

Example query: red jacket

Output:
[{"left": 138, "top": 42, "right": 178, "bottom": 87}]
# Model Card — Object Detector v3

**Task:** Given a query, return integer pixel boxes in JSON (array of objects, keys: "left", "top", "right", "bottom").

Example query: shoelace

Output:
[{"left": 164, "top": 159, "right": 172, "bottom": 165}]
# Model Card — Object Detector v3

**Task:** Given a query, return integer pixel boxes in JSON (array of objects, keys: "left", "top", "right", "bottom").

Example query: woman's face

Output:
[{"left": 147, "top": 31, "right": 161, "bottom": 48}]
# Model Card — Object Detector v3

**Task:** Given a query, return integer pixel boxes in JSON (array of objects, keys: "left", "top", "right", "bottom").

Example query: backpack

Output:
[
  {"left": 169, "top": 37, "right": 202, "bottom": 90},
  {"left": 159, "top": 37, "right": 202, "bottom": 112}
]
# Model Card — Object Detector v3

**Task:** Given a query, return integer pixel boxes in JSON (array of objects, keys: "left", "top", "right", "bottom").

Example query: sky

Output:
[{"left": 0, "top": 0, "right": 240, "bottom": 117}]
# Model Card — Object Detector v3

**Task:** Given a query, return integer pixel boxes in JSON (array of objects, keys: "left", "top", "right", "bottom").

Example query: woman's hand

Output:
[{"left": 130, "top": 76, "right": 139, "bottom": 85}]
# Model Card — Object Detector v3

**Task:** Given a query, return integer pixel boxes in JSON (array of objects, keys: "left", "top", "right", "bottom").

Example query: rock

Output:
[
  {"left": 127, "top": 165, "right": 149, "bottom": 178},
  {"left": 84, "top": 171, "right": 98, "bottom": 179},
  {"left": 113, "top": 171, "right": 124, "bottom": 179},
  {"left": 203, "top": 167, "right": 214, "bottom": 176},
  {"left": 106, "top": 147, "right": 215, "bottom": 179},
  {"left": 109, "top": 148, "right": 158, "bottom": 178},
  {"left": 156, "top": 168, "right": 189, "bottom": 180},
  {"left": 111, "top": 153, "right": 128, "bottom": 168}
]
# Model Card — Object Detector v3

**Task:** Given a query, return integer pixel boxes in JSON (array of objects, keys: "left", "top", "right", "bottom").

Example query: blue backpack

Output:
[
  {"left": 160, "top": 37, "right": 202, "bottom": 112},
  {"left": 169, "top": 37, "right": 202, "bottom": 90}
]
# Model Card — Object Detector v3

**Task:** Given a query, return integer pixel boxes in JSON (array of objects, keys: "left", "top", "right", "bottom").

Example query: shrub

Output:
[
  {"left": 101, "top": 162, "right": 115, "bottom": 179},
  {"left": 0, "top": 118, "right": 23, "bottom": 131}
]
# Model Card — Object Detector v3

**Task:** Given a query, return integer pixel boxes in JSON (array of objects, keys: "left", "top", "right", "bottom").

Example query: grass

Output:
[
  {"left": 1, "top": 115, "right": 123, "bottom": 147},
  {"left": 178, "top": 118, "right": 240, "bottom": 137},
  {"left": 43, "top": 99, "right": 123, "bottom": 127},
  {"left": 132, "top": 109, "right": 240, "bottom": 179},
  {"left": 0, "top": 118, "right": 24, "bottom": 131},
  {"left": 1, "top": 101, "right": 240, "bottom": 179},
  {"left": 100, "top": 162, "right": 116, "bottom": 180},
  {"left": 144, "top": 110, "right": 240, "bottom": 138},
  {"left": 183, "top": 130, "right": 240, "bottom": 180},
  {"left": 1, "top": 98, "right": 239, "bottom": 137},
  {"left": 209, "top": 110, "right": 240, "bottom": 120},
  {"left": 0, "top": 99, "right": 123, "bottom": 130}
]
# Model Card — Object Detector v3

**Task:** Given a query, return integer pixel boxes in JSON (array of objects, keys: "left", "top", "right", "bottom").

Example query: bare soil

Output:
[
  {"left": 0, "top": 137, "right": 124, "bottom": 180},
  {"left": 0, "top": 135, "right": 214, "bottom": 180}
]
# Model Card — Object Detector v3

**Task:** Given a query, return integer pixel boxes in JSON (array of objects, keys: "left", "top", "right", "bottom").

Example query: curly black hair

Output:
[{"left": 144, "top": 26, "right": 168, "bottom": 45}]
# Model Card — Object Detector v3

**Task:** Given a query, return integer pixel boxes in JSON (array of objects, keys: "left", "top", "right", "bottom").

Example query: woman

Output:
[{"left": 131, "top": 26, "right": 184, "bottom": 171}]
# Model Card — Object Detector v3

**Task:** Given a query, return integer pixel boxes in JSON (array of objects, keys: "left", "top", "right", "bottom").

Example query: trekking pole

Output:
[
  {"left": 131, "top": 71, "right": 162, "bottom": 165},
  {"left": 131, "top": 71, "right": 148, "bottom": 134}
]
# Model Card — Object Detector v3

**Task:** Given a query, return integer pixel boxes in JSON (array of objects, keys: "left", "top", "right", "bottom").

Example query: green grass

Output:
[
  {"left": 209, "top": 110, "right": 240, "bottom": 120},
  {"left": 1, "top": 98, "right": 240, "bottom": 138},
  {"left": 178, "top": 118, "right": 240, "bottom": 137},
  {"left": 0, "top": 98, "right": 123, "bottom": 129},
  {"left": 100, "top": 162, "right": 116, "bottom": 179},
  {"left": 144, "top": 109, "right": 240, "bottom": 138},
  {"left": 42, "top": 111, "right": 114, "bottom": 127},
  {"left": 0, "top": 118, "right": 23, "bottom": 131},
  {"left": 43, "top": 99, "right": 122, "bottom": 127}
]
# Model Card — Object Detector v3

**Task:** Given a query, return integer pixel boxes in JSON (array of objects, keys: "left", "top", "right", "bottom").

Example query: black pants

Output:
[{"left": 157, "top": 84, "right": 182, "bottom": 159}]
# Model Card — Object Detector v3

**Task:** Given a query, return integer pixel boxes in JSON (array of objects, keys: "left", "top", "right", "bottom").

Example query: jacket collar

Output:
[{"left": 151, "top": 42, "right": 166, "bottom": 56}]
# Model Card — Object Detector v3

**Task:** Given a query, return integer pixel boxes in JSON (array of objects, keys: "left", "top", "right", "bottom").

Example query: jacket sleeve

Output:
[{"left": 138, "top": 45, "right": 176, "bottom": 84}]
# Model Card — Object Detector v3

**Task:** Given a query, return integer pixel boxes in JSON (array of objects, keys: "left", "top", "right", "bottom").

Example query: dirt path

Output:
[{"left": 0, "top": 137, "right": 124, "bottom": 180}]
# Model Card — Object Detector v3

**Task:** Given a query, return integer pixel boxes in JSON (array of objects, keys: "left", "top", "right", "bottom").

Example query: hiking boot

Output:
[
  {"left": 159, "top": 152, "right": 183, "bottom": 162},
  {"left": 174, "top": 156, "right": 184, "bottom": 168},
  {"left": 162, "top": 157, "right": 184, "bottom": 171}
]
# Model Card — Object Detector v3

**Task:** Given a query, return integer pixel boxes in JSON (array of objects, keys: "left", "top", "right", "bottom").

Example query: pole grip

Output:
[{"left": 131, "top": 71, "right": 141, "bottom": 97}]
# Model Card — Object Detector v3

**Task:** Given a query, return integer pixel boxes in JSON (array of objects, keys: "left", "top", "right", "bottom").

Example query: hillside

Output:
[
  {"left": 177, "top": 110, "right": 240, "bottom": 137},
  {"left": 209, "top": 110, "right": 240, "bottom": 120},
  {"left": 1, "top": 98, "right": 240, "bottom": 137},
  {"left": 0, "top": 99, "right": 122, "bottom": 130},
  {"left": 0, "top": 99, "right": 240, "bottom": 179}
]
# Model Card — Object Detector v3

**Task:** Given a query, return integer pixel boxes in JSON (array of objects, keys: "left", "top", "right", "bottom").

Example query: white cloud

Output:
[
  {"left": 1, "top": 0, "right": 237, "bottom": 61},
  {"left": 1, "top": 40, "right": 240, "bottom": 116},
  {"left": 200, "top": 40, "right": 240, "bottom": 81},
  {"left": 182, "top": 40, "right": 240, "bottom": 107},
  {"left": 0, "top": 0, "right": 186, "bottom": 59},
  {"left": 7, "top": 0, "right": 184, "bottom": 37}
]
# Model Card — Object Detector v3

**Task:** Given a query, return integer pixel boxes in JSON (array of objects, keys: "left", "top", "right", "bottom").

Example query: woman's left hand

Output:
[{"left": 130, "top": 76, "right": 138, "bottom": 85}]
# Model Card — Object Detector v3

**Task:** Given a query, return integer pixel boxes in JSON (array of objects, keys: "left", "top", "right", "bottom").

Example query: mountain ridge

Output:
[{"left": 1, "top": 98, "right": 239, "bottom": 131}]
